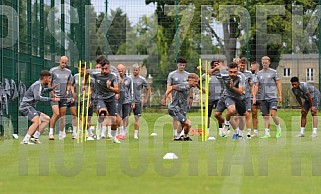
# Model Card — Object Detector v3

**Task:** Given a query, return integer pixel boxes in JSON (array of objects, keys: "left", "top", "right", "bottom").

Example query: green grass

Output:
[{"left": 1, "top": 109, "right": 321, "bottom": 194}]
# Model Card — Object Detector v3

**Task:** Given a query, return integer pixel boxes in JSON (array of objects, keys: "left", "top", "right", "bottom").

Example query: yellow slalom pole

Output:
[
  {"left": 199, "top": 58, "right": 204, "bottom": 142},
  {"left": 84, "top": 62, "right": 92, "bottom": 142},
  {"left": 77, "top": 61, "right": 81, "bottom": 143},
  {"left": 205, "top": 60, "right": 209, "bottom": 141},
  {"left": 81, "top": 62, "right": 87, "bottom": 143}
]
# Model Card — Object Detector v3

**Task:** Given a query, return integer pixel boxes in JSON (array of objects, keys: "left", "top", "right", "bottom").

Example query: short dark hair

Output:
[
  {"left": 290, "top": 76, "right": 299, "bottom": 83},
  {"left": 177, "top": 57, "right": 187, "bottom": 64},
  {"left": 251, "top": 61, "right": 259, "bottom": 65},
  {"left": 80, "top": 63, "right": 86, "bottom": 68},
  {"left": 210, "top": 60, "right": 219, "bottom": 67},
  {"left": 228, "top": 62, "right": 238, "bottom": 69},
  {"left": 40, "top": 70, "right": 51, "bottom": 78},
  {"left": 96, "top": 55, "right": 107, "bottom": 64},
  {"left": 240, "top": 57, "right": 247, "bottom": 64},
  {"left": 99, "top": 59, "right": 110, "bottom": 67}
]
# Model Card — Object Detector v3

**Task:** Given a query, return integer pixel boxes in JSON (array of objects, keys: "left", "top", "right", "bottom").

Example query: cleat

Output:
[
  {"left": 86, "top": 136, "right": 95, "bottom": 141},
  {"left": 222, "top": 124, "right": 230, "bottom": 136},
  {"left": 48, "top": 133, "right": 54, "bottom": 140},
  {"left": 247, "top": 131, "right": 251, "bottom": 138},
  {"left": 311, "top": 133, "right": 318, "bottom": 138},
  {"left": 183, "top": 136, "right": 193, "bottom": 141},
  {"left": 62, "top": 132, "right": 66, "bottom": 139},
  {"left": 117, "top": 135, "right": 126, "bottom": 140},
  {"left": 174, "top": 137, "right": 183, "bottom": 141},
  {"left": 295, "top": 133, "right": 304, "bottom": 137},
  {"left": 276, "top": 130, "right": 282, "bottom": 139},
  {"left": 112, "top": 137, "right": 121, "bottom": 144},
  {"left": 232, "top": 134, "right": 239, "bottom": 140},
  {"left": 251, "top": 133, "right": 259, "bottom": 138},
  {"left": 30, "top": 138, "right": 41, "bottom": 144},
  {"left": 208, "top": 136, "right": 216, "bottom": 141},
  {"left": 260, "top": 134, "right": 271, "bottom": 139},
  {"left": 134, "top": 136, "right": 139, "bottom": 139},
  {"left": 58, "top": 135, "right": 64, "bottom": 140},
  {"left": 20, "top": 141, "right": 35, "bottom": 145}
]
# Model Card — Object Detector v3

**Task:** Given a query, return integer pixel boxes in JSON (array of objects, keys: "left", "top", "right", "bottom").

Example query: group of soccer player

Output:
[
  {"left": 18, "top": 54, "right": 320, "bottom": 144},
  {"left": 19, "top": 55, "right": 150, "bottom": 144},
  {"left": 163, "top": 56, "right": 320, "bottom": 141}
]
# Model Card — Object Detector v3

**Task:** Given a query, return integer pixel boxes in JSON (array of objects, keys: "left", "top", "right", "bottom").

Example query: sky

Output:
[{"left": 91, "top": 0, "right": 156, "bottom": 25}]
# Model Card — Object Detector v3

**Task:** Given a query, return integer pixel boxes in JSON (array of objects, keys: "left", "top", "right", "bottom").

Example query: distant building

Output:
[
  {"left": 277, "top": 54, "right": 319, "bottom": 84},
  {"left": 108, "top": 55, "right": 149, "bottom": 78}
]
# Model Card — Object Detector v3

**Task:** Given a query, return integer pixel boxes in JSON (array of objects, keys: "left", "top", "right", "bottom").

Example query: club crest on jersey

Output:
[
  {"left": 175, "top": 78, "right": 178, "bottom": 81},
  {"left": 124, "top": 80, "right": 129, "bottom": 85}
]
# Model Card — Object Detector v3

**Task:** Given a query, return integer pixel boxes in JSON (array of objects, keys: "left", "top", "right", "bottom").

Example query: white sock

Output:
[
  {"left": 101, "top": 126, "right": 107, "bottom": 136},
  {"left": 116, "top": 128, "right": 119, "bottom": 136},
  {"left": 96, "top": 126, "right": 101, "bottom": 136},
  {"left": 34, "top": 131, "right": 40, "bottom": 139},
  {"left": 111, "top": 130, "right": 116, "bottom": 138},
  {"left": 107, "top": 126, "right": 112, "bottom": 137},
  {"left": 72, "top": 126, "right": 77, "bottom": 135},
  {"left": 219, "top": 128, "right": 223, "bottom": 134},
  {"left": 253, "top": 129, "right": 258, "bottom": 134},
  {"left": 224, "top": 120, "right": 230, "bottom": 126},
  {"left": 88, "top": 127, "right": 93, "bottom": 136},
  {"left": 247, "top": 128, "right": 251, "bottom": 134},
  {"left": 207, "top": 128, "right": 210, "bottom": 136},
  {"left": 124, "top": 127, "right": 128, "bottom": 135},
  {"left": 238, "top": 130, "right": 244, "bottom": 137},
  {"left": 59, "top": 130, "right": 63, "bottom": 135},
  {"left": 134, "top": 129, "right": 139, "bottom": 137},
  {"left": 23, "top": 134, "right": 31, "bottom": 142},
  {"left": 63, "top": 127, "right": 66, "bottom": 133},
  {"left": 234, "top": 127, "right": 239, "bottom": 134},
  {"left": 96, "top": 122, "right": 101, "bottom": 130},
  {"left": 49, "top": 128, "right": 54, "bottom": 134},
  {"left": 265, "top": 128, "right": 270, "bottom": 135},
  {"left": 174, "top": 129, "right": 177, "bottom": 137},
  {"left": 300, "top": 127, "right": 305, "bottom": 134},
  {"left": 276, "top": 124, "right": 281, "bottom": 131},
  {"left": 313, "top": 128, "right": 317, "bottom": 134},
  {"left": 119, "top": 126, "right": 124, "bottom": 135}
]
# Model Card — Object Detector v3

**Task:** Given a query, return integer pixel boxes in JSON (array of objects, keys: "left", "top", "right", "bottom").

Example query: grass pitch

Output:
[{"left": 1, "top": 109, "right": 321, "bottom": 194}]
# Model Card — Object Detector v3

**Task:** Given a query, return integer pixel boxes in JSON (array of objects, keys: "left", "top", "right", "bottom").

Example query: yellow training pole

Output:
[
  {"left": 84, "top": 62, "right": 92, "bottom": 142},
  {"left": 199, "top": 58, "right": 204, "bottom": 142},
  {"left": 77, "top": 61, "right": 81, "bottom": 143},
  {"left": 205, "top": 60, "right": 209, "bottom": 141},
  {"left": 81, "top": 62, "right": 87, "bottom": 143}
]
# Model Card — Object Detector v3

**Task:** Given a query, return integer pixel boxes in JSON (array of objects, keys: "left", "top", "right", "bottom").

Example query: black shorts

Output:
[
  {"left": 215, "top": 96, "right": 227, "bottom": 113},
  {"left": 51, "top": 98, "right": 68, "bottom": 108},
  {"left": 168, "top": 108, "right": 187, "bottom": 124},
  {"left": 97, "top": 96, "right": 118, "bottom": 116},
  {"left": 133, "top": 102, "right": 142, "bottom": 116},
  {"left": 259, "top": 99, "right": 278, "bottom": 115},
  {"left": 19, "top": 106, "right": 42, "bottom": 122},
  {"left": 77, "top": 101, "right": 94, "bottom": 116},
  {"left": 120, "top": 103, "right": 131, "bottom": 119},
  {"left": 225, "top": 96, "right": 246, "bottom": 116},
  {"left": 303, "top": 97, "right": 320, "bottom": 110}
]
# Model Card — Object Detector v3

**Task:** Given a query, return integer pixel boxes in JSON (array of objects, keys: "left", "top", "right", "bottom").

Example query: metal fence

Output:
[{"left": 1, "top": 0, "right": 321, "bottom": 134}]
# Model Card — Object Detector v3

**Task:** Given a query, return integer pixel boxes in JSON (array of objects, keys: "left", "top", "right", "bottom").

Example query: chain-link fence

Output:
[{"left": 1, "top": 0, "right": 321, "bottom": 133}]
